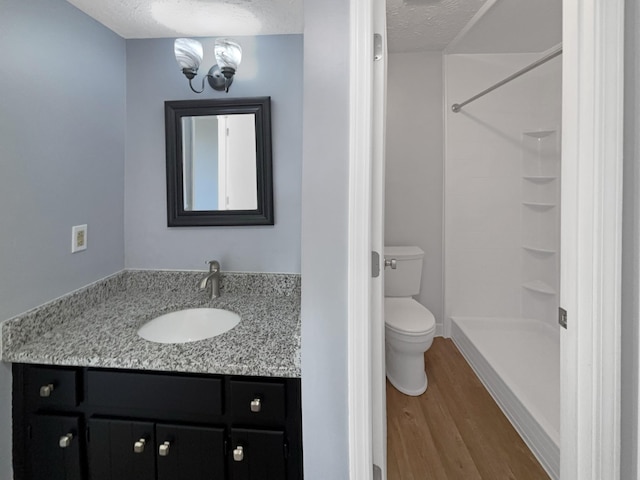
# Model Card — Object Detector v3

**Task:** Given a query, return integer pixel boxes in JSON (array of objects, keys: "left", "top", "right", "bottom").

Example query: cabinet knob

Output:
[
  {"left": 233, "top": 445, "right": 244, "bottom": 462},
  {"left": 159, "top": 441, "right": 171, "bottom": 457},
  {"left": 250, "top": 397, "right": 262, "bottom": 413},
  {"left": 59, "top": 433, "right": 73, "bottom": 448},
  {"left": 133, "top": 438, "right": 146, "bottom": 453},
  {"left": 39, "top": 384, "right": 54, "bottom": 397}
]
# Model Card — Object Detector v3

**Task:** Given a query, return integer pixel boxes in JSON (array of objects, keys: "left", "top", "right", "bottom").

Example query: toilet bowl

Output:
[
  {"left": 385, "top": 297, "right": 436, "bottom": 395},
  {"left": 384, "top": 246, "right": 436, "bottom": 396}
]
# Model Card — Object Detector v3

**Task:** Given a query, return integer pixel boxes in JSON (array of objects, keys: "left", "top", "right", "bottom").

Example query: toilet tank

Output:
[{"left": 384, "top": 246, "right": 424, "bottom": 297}]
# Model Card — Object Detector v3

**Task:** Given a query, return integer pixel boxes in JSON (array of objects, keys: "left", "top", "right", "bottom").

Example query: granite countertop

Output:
[{"left": 1, "top": 270, "right": 301, "bottom": 378}]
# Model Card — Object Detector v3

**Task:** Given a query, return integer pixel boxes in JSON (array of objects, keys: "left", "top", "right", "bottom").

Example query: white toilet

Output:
[{"left": 384, "top": 246, "right": 436, "bottom": 396}]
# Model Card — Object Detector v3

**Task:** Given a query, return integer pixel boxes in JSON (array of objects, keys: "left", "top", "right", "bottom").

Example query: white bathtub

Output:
[{"left": 451, "top": 316, "right": 559, "bottom": 480}]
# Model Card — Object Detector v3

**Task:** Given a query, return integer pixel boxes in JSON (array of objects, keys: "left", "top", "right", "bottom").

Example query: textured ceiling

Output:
[
  {"left": 66, "top": 0, "right": 557, "bottom": 54},
  {"left": 448, "top": 0, "right": 562, "bottom": 54},
  {"left": 386, "top": 0, "right": 486, "bottom": 53},
  {"left": 66, "top": 0, "right": 303, "bottom": 38}
]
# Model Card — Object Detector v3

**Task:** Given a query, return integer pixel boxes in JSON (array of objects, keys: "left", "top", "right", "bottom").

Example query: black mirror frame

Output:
[{"left": 165, "top": 97, "right": 274, "bottom": 227}]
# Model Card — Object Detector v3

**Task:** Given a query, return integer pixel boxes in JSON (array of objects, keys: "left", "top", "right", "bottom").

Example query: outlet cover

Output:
[{"left": 72, "top": 224, "right": 87, "bottom": 253}]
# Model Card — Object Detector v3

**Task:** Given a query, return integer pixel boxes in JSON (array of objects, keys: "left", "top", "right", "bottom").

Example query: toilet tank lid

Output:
[{"left": 384, "top": 246, "right": 424, "bottom": 260}]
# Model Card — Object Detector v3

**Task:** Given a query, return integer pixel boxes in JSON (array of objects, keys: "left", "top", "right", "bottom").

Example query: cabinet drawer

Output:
[
  {"left": 25, "top": 366, "right": 80, "bottom": 408},
  {"left": 86, "top": 370, "right": 222, "bottom": 417},
  {"left": 229, "top": 380, "right": 286, "bottom": 424}
]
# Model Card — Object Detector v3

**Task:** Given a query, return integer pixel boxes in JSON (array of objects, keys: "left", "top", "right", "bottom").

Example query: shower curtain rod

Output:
[{"left": 451, "top": 47, "right": 563, "bottom": 113}]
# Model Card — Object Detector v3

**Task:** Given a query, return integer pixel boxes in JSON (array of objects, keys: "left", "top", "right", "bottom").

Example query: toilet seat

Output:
[{"left": 384, "top": 298, "right": 436, "bottom": 335}]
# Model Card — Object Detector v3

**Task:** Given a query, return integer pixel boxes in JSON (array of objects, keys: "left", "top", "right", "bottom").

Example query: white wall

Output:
[
  {"left": 621, "top": 0, "right": 640, "bottom": 475},
  {"left": 124, "top": 35, "right": 303, "bottom": 273},
  {"left": 444, "top": 53, "right": 561, "bottom": 325},
  {"left": 0, "top": 0, "right": 126, "bottom": 476},
  {"left": 301, "top": 0, "right": 350, "bottom": 477},
  {"left": 385, "top": 52, "right": 444, "bottom": 326}
]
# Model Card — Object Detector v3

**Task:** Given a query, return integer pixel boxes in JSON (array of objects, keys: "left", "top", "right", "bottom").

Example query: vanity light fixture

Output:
[{"left": 174, "top": 38, "right": 242, "bottom": 93}]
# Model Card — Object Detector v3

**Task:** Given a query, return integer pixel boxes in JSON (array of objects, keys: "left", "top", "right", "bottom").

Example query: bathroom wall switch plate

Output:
[{"left": 71, "top": 224, "right": 87, "bottom": 253}]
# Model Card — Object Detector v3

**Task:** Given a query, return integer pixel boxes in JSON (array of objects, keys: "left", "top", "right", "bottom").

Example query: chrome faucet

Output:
[{"left": 199, "top": 260, "right": 221, "bottom": 299}]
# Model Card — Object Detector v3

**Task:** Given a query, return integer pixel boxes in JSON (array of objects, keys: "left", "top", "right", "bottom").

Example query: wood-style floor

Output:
[{"left": 386, "top": 338, "right": 550, "bottom": 480}]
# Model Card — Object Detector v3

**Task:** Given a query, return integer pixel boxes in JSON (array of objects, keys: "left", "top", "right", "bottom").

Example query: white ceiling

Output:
[
  {"left": 66, "top": 0, "right": 304, "bottom": 38},
  {"left": 386, "top": 0, "right": 486, "bottom": 53},
  {"left": 65, "top": 0, "right": 560, "bottom": 54}
]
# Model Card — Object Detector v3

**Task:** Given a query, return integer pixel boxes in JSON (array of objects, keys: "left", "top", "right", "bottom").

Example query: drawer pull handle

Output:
[
  {"left": 250, "top": 398, "right": 262, "bottom": 412},
  {"left": 233, "top": 445, "right": 244, "bottom": 462},
  {"left": 39, "top": 384, "right": 54, "bottom": 397},
  {"left": 59, "top": 433, "right": 73, "bottom": 448},
  {"left": 159, "top": 441, "right": 171, "bottom": 457},
  {"left": 134, "top": 438, "right": 146, "bottom": 453}
]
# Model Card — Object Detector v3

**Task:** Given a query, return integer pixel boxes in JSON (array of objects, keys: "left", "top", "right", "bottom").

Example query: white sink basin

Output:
[{"left": 138, "top": 308, "right": 240, "bottom": 344}]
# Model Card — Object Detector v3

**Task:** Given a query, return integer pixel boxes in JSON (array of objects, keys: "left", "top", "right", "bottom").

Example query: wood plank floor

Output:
[{"left": 387, "top": 337, "right": 550, "bottom": 480}]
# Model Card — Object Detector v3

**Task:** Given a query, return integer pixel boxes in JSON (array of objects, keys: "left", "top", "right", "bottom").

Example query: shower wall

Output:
[{"left": 444, "top": 53, "right": 562, "bottom": 329}]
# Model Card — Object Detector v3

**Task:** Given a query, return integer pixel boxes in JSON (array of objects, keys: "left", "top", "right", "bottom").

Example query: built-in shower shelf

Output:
[
  {"left": 522, "top": 280, "right": 556, "bottom": 295},
  {"left": 523, "top": 245, "right": 557, "bottom": 255},
  {"left": 523, "top": 130, "right": 556, "bottom": 139},
  {"left": 523, "top": 176, "right": 557, "bottom": 183},
  {"left": 522, "top": 202, "right": 556, "bottom": 210}
]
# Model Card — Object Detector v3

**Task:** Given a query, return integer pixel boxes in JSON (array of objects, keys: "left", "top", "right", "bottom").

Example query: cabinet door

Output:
[
  {"left": 156, "top": 424, "right": 225, "bottom": 480},
  {"left": 28, "top": 414, "right": 83, "bottom": 480},
  {"left": 87, "top": 418, "right": 155, "bottom": 480},
  {"left": 229, "top": 429, "right": 286, "bottom": 480}
]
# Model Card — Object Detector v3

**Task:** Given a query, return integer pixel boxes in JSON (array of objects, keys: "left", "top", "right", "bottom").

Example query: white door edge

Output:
[
  {"left": 561, "top": 1, "right": 624, "bottom": 479},
  {"left": 347, "top": 0, "right": 374, "bottom": 478}
]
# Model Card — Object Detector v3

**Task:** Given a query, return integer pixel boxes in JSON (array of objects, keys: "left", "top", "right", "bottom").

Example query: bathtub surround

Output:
[
  {"left": 444, "top": 52, "right": 562, "bottom": 479},
  {"left": 444, "top": 52, "right": 562, "bottom": 322},
  {"left": 2, "top": 270, "right": 301, "bottom": 377}
]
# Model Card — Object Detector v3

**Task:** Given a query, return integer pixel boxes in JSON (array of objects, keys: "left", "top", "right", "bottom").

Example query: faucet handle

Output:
[{"left": 206, "top": 260, "right": 220, "bottom": 271}]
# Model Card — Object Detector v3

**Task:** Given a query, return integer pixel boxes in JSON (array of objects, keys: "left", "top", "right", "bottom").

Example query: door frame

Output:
[
  {"left": 347, "top": 0, "right": 375, "bottom": 477},
  {"left": 346, "top": 1, "right": 626, "bottom": 479},
  {"left": 560, "top": 0, "right": 624, "bottom": 479}
]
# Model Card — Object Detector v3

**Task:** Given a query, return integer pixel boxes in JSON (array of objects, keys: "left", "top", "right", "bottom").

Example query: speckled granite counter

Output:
[{"left": 1, "top": 270, "right": 301, "bottom": 378}]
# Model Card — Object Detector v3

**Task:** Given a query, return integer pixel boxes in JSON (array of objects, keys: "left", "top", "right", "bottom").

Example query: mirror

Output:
[{"left": 165, "top": 97, "right": 273, "bottom": 226}]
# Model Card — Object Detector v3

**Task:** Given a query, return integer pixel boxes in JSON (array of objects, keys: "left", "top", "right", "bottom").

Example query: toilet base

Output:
[{"left": 387, "top": 370, "right": 428, "bottom": 396}]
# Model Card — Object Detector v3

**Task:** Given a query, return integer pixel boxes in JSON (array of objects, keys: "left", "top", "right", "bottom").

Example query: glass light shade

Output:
[
  {"left": 214, "top": 39, "right": 242, "bottom": 71},
  {"left": 174, "top": 38, "right": 203, "bottom": 71}
]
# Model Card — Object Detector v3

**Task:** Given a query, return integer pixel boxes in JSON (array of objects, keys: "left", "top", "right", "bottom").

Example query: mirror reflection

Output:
[
  {"left": 165, "top": 97, "right": 273, "bottom": 227},
  {"left": 181, "top": 114, "right": 258, "bottom": 211}
]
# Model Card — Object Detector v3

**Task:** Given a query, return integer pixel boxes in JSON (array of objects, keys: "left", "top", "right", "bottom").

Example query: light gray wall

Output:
[
  {"left": 385, "top": 51, "right": 444, "bottom": 325},
  {"left": 301, "top": 0, "right": 350, "bottom": 477},
  {"left": 124, "top": 35, "right": 302, "bottom": 273},
  {"left": 621, "top": 0, "right": 639, "bottom": 476},
  {"left": 0, "top": 0, "right": 126, "bottom": 476}
]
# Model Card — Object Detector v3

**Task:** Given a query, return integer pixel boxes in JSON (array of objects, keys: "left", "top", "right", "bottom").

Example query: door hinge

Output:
[
  {"left": 373, "top": 34, "right": 383, "bottom": 61},
  {"left": 373, "top": 464, "right": 382, "bottom": 480},
  {"left": 559, "top": 307, "right": 567, "bottom": 329},
  {"left": 372, "top": 251, "right": 380, "bottom": 278}
]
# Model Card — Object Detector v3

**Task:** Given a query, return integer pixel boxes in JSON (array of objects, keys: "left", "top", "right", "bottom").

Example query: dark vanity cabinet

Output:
[{"left": 13, "top": 365, "right": 303, "bottom": 480}]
